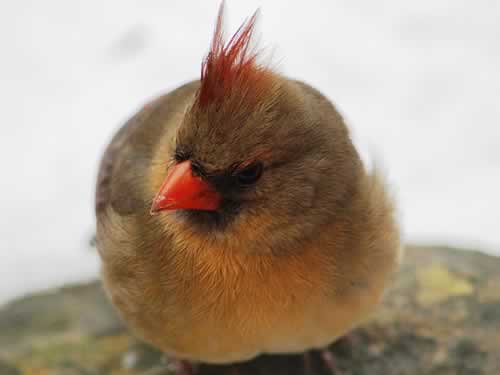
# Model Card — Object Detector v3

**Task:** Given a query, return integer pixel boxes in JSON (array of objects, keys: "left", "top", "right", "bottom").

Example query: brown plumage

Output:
[{"left": 95, "top": 3, "right": 400, "bottom": 369}]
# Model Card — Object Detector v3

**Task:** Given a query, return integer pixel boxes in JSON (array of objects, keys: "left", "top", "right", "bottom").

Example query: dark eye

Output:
[
  {"left": 174, "top": 147, "right": 190, "bottom": 162},
  {"left": 236, "top": 162, "right": 263, "bottom": 186}
]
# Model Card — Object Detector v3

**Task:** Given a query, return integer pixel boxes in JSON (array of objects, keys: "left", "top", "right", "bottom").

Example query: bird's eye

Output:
[
  {"left": 236, "top": 162, "right": 263, "bottom": 186},
  {"left": 174, "top": 147, "right": 190, "bottom": 162}
]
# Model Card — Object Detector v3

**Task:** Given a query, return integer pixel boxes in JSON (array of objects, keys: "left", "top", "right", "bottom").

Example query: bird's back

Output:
[{"left": 96, "top": 81, "right": 199, "bottom": 217}]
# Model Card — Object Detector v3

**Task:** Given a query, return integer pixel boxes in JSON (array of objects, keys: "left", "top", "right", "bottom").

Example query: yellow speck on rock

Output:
[{"left": 417, "top": 263, "right": 474, "bottom": 306}]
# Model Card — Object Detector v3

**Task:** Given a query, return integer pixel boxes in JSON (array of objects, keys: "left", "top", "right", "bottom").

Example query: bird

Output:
[{"left": 95, "top": 3, "right": 401, "bottom": 374}]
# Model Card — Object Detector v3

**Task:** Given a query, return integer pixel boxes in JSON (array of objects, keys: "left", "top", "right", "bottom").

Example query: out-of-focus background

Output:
[{"left": 1, "top": 0, "right": 499, "bottom": 306}]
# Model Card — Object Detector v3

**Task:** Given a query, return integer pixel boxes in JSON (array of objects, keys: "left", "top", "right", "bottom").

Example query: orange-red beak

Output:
[{"left": 150, "top": 160, "right": 221, "bottom": 214}]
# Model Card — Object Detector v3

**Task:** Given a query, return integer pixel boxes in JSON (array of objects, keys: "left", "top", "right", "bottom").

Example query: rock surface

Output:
[{"left": 1, "top": 245, "right": 499, "bottom": 374}]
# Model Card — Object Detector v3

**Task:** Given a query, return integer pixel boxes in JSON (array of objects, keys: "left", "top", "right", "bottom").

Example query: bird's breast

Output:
[{"left": 105, "top": 240, "right": 383, "bottom": 364}]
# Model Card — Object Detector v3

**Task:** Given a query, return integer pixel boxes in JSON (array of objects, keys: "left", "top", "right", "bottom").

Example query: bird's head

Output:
[{"left": 150, "top": 4, "right": 362, "bottom": 253}]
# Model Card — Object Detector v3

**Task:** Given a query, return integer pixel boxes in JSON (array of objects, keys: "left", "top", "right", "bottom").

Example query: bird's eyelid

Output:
[
  {"left": 235, "top": 160, "right": 257, "bottom": 172},
  {"left": 236, "top": 149, "right": 273, "bottom": 172}
]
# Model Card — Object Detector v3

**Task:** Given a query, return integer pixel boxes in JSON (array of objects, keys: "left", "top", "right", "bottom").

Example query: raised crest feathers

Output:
[{"left": 196, "top": 2, "right": 271, "bottom": 108}]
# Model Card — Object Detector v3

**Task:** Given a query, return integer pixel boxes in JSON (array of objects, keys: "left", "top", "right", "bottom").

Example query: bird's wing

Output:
[{"left": 95, "top": 81, "right": 199, "bottom": 217}]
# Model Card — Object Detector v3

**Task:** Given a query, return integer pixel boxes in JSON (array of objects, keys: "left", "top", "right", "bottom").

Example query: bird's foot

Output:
[
  {"left": 166, "top": 359, "right": 197, "bottom": 375},
  {"left": 319, "top": 349, "right": 341, "bottom": 374},
  {"left": 303, "top": 349, "right": 341, "bottom": 375}
]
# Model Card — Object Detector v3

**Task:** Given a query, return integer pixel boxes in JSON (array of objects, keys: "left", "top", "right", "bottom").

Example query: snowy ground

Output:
[{"left": 1, "top": 0, "right": 499, "bottom": 305}]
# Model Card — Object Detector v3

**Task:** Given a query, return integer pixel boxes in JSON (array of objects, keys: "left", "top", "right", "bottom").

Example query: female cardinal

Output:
[{"left": 95, "top": 3, "right": 400, "bottom": 373}]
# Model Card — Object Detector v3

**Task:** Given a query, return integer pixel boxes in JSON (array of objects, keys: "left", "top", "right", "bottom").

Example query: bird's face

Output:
[
  {"left": 151, "top": 79, "right": 360, "bottom": 252},
  {"left": 148, "top": 6, "right": 361, "bottom": 253}
]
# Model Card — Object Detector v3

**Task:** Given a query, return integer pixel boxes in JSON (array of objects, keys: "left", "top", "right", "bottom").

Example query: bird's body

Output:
[{"left": 96, "top": 4, "right": 400, "bottom": 367}]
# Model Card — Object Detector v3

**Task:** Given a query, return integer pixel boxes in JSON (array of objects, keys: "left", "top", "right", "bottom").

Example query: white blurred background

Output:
[{"left": 1, "top": 0, "right": 499, "bottom": 305}]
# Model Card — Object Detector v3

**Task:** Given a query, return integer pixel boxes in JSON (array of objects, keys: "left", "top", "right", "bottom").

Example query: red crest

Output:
[{"left": 197, "top": 3, "right": 270, "bottom": 108}]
